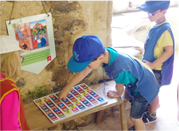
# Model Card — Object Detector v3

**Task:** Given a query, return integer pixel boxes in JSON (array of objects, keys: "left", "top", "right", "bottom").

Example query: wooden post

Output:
[
  {"left": 96, "top": 110, "right": 104, "bottom": 123},
  {"left": 120, "top": 102, "right": 128, "bottom": 130}
]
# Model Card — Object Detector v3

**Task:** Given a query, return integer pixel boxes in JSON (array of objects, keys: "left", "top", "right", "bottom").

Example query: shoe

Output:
[
  {"left": 128, "top": 125, "right": 135, "bottom": 131},
  {"left": 142, "top": 111, "right": 157, "bottom": 124}
]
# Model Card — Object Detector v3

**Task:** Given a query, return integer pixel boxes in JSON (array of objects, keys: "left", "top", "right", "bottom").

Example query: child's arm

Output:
[
  {"left": 143, "top": 45, "right": 173, "bottom": 69},
  {"left": 58, "top": 67, "right": 93, "bottom": 100},
  {"left": 107, "top": 83, "right": 124, "bottom": 98}
]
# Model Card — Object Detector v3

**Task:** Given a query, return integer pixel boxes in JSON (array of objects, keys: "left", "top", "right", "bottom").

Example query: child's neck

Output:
[
  {"left": 102, "top": 51, "right": 110, "bottom": 65},
  {"left": 155, "top": 16, "right": 166, "bottom": 25}
]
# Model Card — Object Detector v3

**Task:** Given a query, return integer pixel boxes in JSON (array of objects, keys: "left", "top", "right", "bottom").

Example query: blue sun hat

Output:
[
  {"left": 67, "top": 35, "right": 105, "bottom": 73},
  {"left": 137, "top": 1, "right": 170, "bottom": 13}
]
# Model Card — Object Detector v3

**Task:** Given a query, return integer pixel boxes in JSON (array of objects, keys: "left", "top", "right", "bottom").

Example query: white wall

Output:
[{"left": 113, "top": 0, "right": 178, "bottom": 13}]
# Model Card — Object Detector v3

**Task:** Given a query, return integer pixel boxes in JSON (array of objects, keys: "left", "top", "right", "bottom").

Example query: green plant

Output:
[{"left": 23, "top": 85, "right": 52, "bottom": 104}]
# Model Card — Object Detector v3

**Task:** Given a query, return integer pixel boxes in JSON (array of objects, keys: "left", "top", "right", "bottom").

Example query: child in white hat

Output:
[{"left": 0, "top": 35, "right": 29, "bottom": 130}]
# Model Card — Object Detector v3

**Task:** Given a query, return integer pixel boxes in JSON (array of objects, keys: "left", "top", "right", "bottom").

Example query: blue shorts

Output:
[
  {"left": 130, "top": 95, "right": 148, "bottom": 119},
  {"left": 153, "top": 70, "right": 161, "bottom": 86}
]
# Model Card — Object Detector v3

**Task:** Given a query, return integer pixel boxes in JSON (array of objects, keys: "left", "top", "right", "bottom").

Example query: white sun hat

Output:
[{"left": 0, "top": 35, "right": 24, "bottom": 54}]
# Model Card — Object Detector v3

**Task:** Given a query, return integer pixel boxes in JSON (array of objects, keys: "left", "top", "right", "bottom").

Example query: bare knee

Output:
[{"left": 130, "top": 116, "right": 142, "bottom": 124}]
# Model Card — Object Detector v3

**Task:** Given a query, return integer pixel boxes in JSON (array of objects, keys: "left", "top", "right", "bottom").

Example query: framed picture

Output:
[{"left": 6, "top": 13, "right": 56, "bottom": 74}]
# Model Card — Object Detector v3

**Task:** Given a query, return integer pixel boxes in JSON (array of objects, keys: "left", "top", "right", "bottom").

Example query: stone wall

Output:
[{"left": 0, "top": 1, "right": 113, "bottom": 100}]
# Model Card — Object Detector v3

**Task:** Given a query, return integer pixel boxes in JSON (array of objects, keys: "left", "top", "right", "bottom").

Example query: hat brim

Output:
[
  {"left": 137, "top": 3, "right": 158, "bottom": 13},
  {"left": 67, "top": 56, "right": 92, "bottom": 73},
  {"left": 0, "top": 44, "right": 30, "bottom": 54},
  {"left": 0, "top": 35, "right": 30, "bottom": 54},
  {"left": 19, "top": 49, "right": 30, "bottom": 55}
]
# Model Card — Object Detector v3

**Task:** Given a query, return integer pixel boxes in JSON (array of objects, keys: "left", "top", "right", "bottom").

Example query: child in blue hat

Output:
[
  {"left": 58, "top": 35, "right": 160, "bottom": 130},
  {"left": 134, "top": 1, "right": 175, "bottom": 124}
]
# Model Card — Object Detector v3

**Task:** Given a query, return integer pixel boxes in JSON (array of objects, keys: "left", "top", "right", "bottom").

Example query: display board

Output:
[
  {"left": 6, "top": 13, "right": 56, "bottom": 74},
  {"left": 33, "top": 83, "right": 107, "bottom": 123}
]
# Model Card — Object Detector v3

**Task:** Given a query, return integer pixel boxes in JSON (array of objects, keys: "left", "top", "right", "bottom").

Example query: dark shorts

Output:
[
  {"left": 130, "top": 95, "right": 148, "bottom": 119},
  {"left": 153, "top": 70, "right": 162, "bottom": 85}
]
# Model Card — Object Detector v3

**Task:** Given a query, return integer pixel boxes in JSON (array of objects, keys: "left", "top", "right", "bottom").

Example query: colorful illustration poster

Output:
[{"left": 6, "top": 13, "right": 56, "bottom": 74}]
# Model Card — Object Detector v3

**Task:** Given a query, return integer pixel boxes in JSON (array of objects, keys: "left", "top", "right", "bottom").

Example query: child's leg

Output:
[
  {"left": 152, "top": 70, "right": 161, "bottom": 110},
  {"left": 129, "top": 95, "right": 148, "bottom": 130},
  {"left": 142, "top": 96, "right": 159, "bottom": 124},
  {"left": 142, "top": 70, "right": 161, "bottom": 123},
  {"left": 130, "top": 117, "right": 145, "bottom": 130},
  {"left": 149, "top": 95, "right": 159, "bottom": 113},
  {"left": 142, "top": 95, "right": 159, "bottom": 123}
]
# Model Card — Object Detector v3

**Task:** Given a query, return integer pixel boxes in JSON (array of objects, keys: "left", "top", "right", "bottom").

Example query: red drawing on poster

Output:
[{"left": 47, "top": 56, "right": 51, "bottom": 61}]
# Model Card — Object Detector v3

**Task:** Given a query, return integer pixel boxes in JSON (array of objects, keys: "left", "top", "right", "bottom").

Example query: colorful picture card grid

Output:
[{"left": 33, "top": 83, "right": 107, "bottom": 123}]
